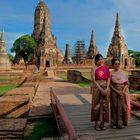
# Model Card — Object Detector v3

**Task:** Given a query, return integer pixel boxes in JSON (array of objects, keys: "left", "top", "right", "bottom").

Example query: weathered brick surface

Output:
[{"left": 0, "top": 119, "right": 27, "bottom": 131}]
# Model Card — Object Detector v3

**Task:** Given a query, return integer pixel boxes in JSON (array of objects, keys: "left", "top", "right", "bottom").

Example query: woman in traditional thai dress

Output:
[
  {"left": 110, "top": 58, "right": 131, "bottom": 129},
  {"left": 91, "top": 54, "right": 110, "bottom": 131}
]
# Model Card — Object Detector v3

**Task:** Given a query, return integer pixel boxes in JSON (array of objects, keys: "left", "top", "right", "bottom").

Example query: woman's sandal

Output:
[
  {"left": 100, "top": 122, "right": 106, "bottom": 130},
  {"left": 111, "top": 124, "right": 117, "bottom": 129},
  {"left": 117, "top": 125, "right": 123, "bottom": 129},
  {"left": 95, "top": 125, "right": 101, "bottom": 131}
]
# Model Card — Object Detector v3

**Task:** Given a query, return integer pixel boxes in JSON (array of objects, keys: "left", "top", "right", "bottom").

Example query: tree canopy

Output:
[
  {"left": 128, "top": 50, "right": 140, "bottom": 67},
  {"left": 11, "top": 35, "right": 37, "bottom": 64},
  {"left": 8, "top": 53, "right": 14, "bottom": 63}
]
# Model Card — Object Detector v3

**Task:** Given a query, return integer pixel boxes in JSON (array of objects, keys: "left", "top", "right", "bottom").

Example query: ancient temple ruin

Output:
[
  {"left": 73, "top": 40, "right": 87, "bottom": 64},
  {"left": 63, "top": 44, "right": 73, "bottom": 64},
  {"left": 107, "top": 13, "right": 135, "bottom": 68},
  {"left": 0, "top": 31, "right": 11, "bottom": 70},
  {"left": 32, "top": 0, "right": 63, "bottom": 68},
  {"left": 87, "top": 30, "right": 99, "bottom": 59}
]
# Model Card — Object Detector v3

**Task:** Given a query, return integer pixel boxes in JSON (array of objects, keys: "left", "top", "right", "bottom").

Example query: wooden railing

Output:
[
  {"left": 50, "top": 87, "right": 77, "bottom": 140},
  {"left": 131, "top": 101, "right": 140, "bottom": 109},
  {"left": 131, "top": 100, "right": 140, "bottom": 118}
]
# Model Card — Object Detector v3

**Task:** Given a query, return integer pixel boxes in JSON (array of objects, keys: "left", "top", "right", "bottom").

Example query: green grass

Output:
[
  {"left": 78, "top": 81, "right": 91, "bottom": 87},
  {"left": 81, "top": 72, "right": 91, "bottom": 80},
  {"left": 0, "top": 85, "right": 17, "bottom": 96},
  {"left": 129, "top": 90, "right": 140, "bottom": 94},
  {"left": 56, "top": 72, "right": 67, "bottom": 80},
  {"left": 0, "top": 77, "right": 18, "bottom": 81},
  {"left": 24, "top": 120, "right": 59, "bottom": 140},
  {"left": 56, "top": 71, "right": 91, "bottom": 81},
  {"left": 56, "top": 71, "right": 91, "bottom": 87}
]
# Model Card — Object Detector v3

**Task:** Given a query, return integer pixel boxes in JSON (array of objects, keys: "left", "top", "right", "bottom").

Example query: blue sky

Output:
[{"left": 0, "top": 0, "right": 140, "bottom": 57}]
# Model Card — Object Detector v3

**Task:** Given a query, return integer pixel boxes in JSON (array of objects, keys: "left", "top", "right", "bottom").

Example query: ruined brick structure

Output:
[
  {"left": 129, "top": 71, "right": 140, "bottom": 90},
  {"left": 73, "top": 40, "right": 87, "bottom": 64},
  {"left": 87, "top": 30, "right": 99, "bottom": 59},
  {"left": 63, "top": 44, "right": 73, "bottom": 64},
  {"left": 107, "top": 13, "right": 135, "bottom": 68},
  {"left": 32, "top": 0, "right": 63, "bottom": 68},
  {"left": 0, "top": 31, "right": 11, "bottom": 70}
]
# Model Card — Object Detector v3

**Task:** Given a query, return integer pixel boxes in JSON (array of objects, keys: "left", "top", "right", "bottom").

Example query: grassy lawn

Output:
[
  {"left": 81, "top": 72, "right": 91, "bottom": 80},
  {"left": 56, "top": 71, "right": 91, "bottom": 87},
  {"left": 55, "top": 71, "right": 67, "bottom": 80},
  {"left": 0, "top": 85, "right": 17, "bottom": 96},
  {"left": 56, "top": 71, "right": 91, "bottom": 81},
  {"left": 129, "top": 90, "right": 140, "bottom": 94},
  {"left": 76, "top": 81, "right": 91, "bottom": 87},
  {"left": 24, "top": 119, "right": 59, "bottom": 140},
  {"left": 0, "top": 77, "right": 18, "bottom": 81}
]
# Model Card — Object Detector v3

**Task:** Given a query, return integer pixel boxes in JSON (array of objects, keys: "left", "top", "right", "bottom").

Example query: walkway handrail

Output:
[
  {"left": 50, "top": 87, "right": 77, "bottom": 140},
  {"left": 131, "top": 100, "right": 140, "bottom": 109}
]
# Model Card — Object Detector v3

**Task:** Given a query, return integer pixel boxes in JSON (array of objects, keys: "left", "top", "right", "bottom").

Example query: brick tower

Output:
[
  {"left": 107, "top": 13, "right": 135, "bottom": 68},
  {"left": 0, "top": 30, "right": 11, "bottom": 70},
  {"left": 32, "top": 0, "right": 63, "bottom": 68},
  {"left": 87, "top": 30, "right": 99, "bottom": 59}
]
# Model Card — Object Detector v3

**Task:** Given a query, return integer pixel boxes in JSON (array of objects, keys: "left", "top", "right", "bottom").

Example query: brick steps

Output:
[{"left": 0, "top": 119, "right": 27, "bottom": 140}]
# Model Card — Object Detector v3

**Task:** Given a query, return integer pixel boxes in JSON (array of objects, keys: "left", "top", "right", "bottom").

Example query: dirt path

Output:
[{"left": 29, "top": 78, "right": 90, "bottom": 117}]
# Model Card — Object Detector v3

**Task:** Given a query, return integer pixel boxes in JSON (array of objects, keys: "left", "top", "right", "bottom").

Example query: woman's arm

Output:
[
  {"left": 91, "top": 68, "right": 106, "bottom": 96},
  {"left": 106, "top": 78, "right": 110, "bottom": 91},
  {"left": 104, "top": 78, "right": 110, "bottom": 95},
  {"left": 123, "top": 71, "right": 130, "bottom": 91},
  {"left": 110, "top": 83, "right": 123, "bottom": 96}
]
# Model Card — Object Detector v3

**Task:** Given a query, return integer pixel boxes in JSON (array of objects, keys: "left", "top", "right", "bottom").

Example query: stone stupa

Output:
[
  {"left": 0, "top": 30, "right": 11, "bottom": 70},
  {"left": 32, "top": 0, "right": 64, "bottom": 68},
  {"left": 63, "top": 44, "right": 73, "bottom": 64},
  {"left": 107, "top": 13, "right": 135, "bottom": 68},
  {"left": 87, "top": 30, "right": 99, "bottom": 59}
]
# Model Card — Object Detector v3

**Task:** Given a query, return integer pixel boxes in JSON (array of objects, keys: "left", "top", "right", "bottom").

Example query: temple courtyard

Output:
[{"left": 0, "top": 65, "right": 140, "bottom": 140}]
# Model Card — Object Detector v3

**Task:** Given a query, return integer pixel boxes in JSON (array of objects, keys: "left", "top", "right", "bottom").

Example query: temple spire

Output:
[
  {"left": 114, "top": 13, "right": 121, "bottom": 33},
  {"left": 32, "top": 0, "right": 64, "bottom": 67},
  {"left": 107, "top": 13, "right": 135, "bottom": 68},
  {"left": 87, "top": 30, "right": 98, "bottom": 59},
  {"left": 0, "top": 30, "right": 6, "bottom": 53},
  {"left": 90, "top": 30, "right": 96, "bottom": 47},
  {"left": 107, "top": 13, "right": 128, "bottom": 60},
  {"left": 116, "top": 13, "right": 120, "bottom": 25},
  {"left": 1, "top": 30, "right": 5, "bottom": 43},
  {"left": 0, "top": 29, "right": 11, "bottom": 70},
  {"left": 63, "top": 44, "right": 73, "bottom": 64}
]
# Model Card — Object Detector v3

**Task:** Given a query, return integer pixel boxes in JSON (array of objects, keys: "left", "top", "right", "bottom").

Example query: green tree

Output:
[
  {"left": 128, "top": 50, "right": 140, "bottom": 67},
  {"left": 11, "top": 35, "right": 37, "bottom": 65},
  {"left": 8, "top": 53, "right": 14, "bottom": 63}
]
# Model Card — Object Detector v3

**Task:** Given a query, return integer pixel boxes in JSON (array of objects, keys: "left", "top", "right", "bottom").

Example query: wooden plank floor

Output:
[{"left": 51, "top": 81, "right": 140, "bottom": 140}]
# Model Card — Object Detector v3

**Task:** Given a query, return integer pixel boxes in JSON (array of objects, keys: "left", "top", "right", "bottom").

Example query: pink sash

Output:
[
  {"left": 123, "top": 87, "right": 131, "bottom": 121},
  {"left": 95, "top": 66, "right": 110, "bottom": 80}
]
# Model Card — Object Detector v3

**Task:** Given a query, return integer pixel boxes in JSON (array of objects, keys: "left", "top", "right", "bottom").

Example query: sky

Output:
[{"left": 0, "top": 0, "right": 140, "bottom": 57}]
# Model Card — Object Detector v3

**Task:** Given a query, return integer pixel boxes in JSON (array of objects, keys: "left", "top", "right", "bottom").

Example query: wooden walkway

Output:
[{"left": 49, "top": 81, "right": 140, "bottom": 140}]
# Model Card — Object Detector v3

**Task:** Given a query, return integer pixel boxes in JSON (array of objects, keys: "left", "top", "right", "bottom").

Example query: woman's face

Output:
[
  {"left": 96, "top": 57, "right": 104, "bottom": 66},
  {"left": 113, "top": 60, "right": 120, "bottom": 70}
]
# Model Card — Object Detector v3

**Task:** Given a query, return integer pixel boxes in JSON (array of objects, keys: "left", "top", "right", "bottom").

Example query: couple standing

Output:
[{"left": 91, "top": 54, "right": 131, "bottom": 131}]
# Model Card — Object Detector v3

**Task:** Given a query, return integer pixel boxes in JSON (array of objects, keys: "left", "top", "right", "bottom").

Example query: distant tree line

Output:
[{"left": 128, "top": 50, "right": 140, "bottom": 67}]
